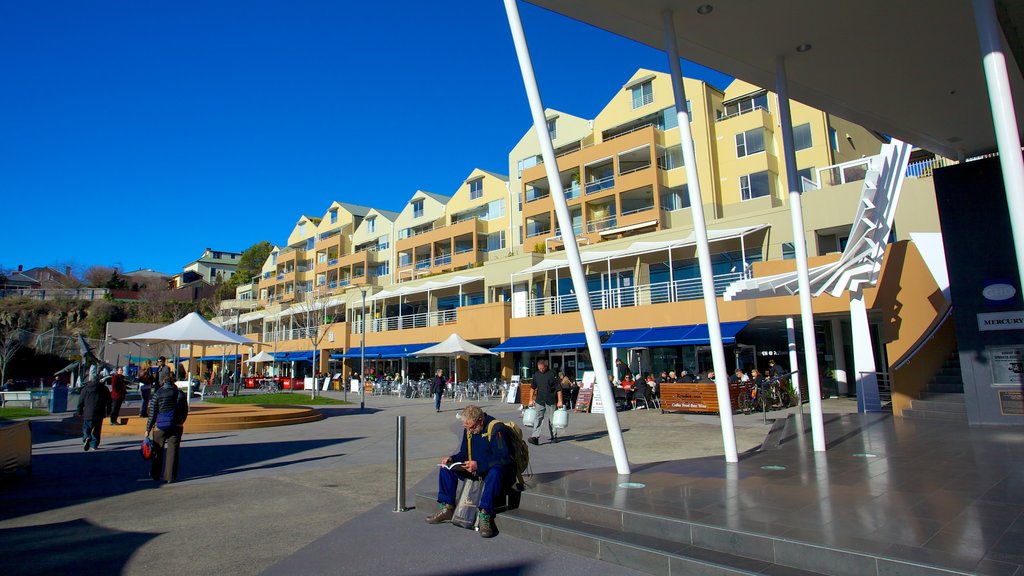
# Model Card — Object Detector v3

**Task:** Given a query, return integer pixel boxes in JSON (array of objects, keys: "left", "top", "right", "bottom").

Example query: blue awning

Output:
[
  {"left": 275, "top": 351, "right": 315, "bottom": 362},
  {"left": 491, "top": 335, "right": 556, "bottom": 353},
  {"left": 336, "top": 343, "right": 436, "bottom": 359},
  {"left": 602, "top": 322, "right": 748, "bottom": 348},
  {"left": 195, "top": 354, "right": 241, "bottom": 362}
]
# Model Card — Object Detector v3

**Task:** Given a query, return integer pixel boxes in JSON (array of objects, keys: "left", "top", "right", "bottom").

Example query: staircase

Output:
[{"left": 901, "top": 354, "right": 967, "bottom": 423}]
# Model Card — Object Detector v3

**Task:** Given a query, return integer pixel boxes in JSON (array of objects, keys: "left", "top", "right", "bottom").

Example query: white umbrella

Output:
[
  {"left": 415, "top": 333, "right": 496, "bottom": 385},
  {"left": 244, "top": 351, "right": 276, "bottom": 363},
  {"left": 118, "top": 312, "right": 258, "bottom": 401}
]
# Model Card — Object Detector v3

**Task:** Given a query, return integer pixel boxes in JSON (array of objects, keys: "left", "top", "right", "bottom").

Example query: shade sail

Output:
[
  {"left": 415, "top": 333, "right": 495, "bottom": 357},
  {"left": 244, "top": 351, "right": 276, "bottom": 364},
  {"left": 118, "top": 312, "right": 257, "bottom": 347}
]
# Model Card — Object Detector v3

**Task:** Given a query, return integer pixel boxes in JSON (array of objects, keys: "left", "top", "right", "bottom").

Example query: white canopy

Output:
[
  {"left": 244, "top": 351, "right": 276, "bottom": 364},
  {"left": 415, "top": 333, "right": 496, "bottom": 357},
  {"left": 118, "top": 312, "right": 258, "bottom": 347}
]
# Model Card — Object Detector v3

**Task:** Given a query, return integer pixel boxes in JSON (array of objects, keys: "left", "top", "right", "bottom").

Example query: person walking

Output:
[
  {"left": 108, "top": 367, "right": 127, "bottom": 425},
  {"left": 146, "top": 377, "right": 189, "bottom": 483},
  {"left": 431, "top": 368, "right": 445, "bottom": 412},
  {"left": 77, "top": 370, "right": 111, "bottom": 451},
  {"left": 156, "top": 356, "right": 172, "bottom": 387},
  {"left": 528, "top": 358, "right": 562, "bottom": 445},
  {"left": 138, "top": 360, "right": 155, "bottom": 417}
]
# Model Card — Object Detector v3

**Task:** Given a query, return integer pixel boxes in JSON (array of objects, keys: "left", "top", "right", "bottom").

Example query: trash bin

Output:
[{"left": 49, "top": 385, "right": 68, "bottom": 413}]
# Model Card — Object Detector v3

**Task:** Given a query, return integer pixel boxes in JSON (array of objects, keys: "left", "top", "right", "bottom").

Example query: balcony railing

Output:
[
  {"left": 585, "top": 175, "right": 615, "bottom": 195},
  {"left": 433, "top": 254, "right": 452, "bottom": 266},
  {"left": 328, "top": 258, "right": 338, "bottom": 266},
  {"left": 351, "top": 308, "right": 458, "bottom": 334},
  {"left": 414, "top": 258, "right": 431, "bottom": 270},
  {"left": 526, "top": 226, "right": 552, "bottom": 238},
  {"left": 518, "top": 272, "right": 744, "bottom": 318},
  {"left": 586, "top": 214, "right": 618, "bottom": 233},
  {"left": 263, "top": 326, "right": 319, "bottom": 343},
  {"left": 621, "top": 204, "right": 655, "bottom": 217},
  {"left": 526, "top": 189, "right": 550, "bottom": 203},
  {"left": 564, "top": 183, "right": 581, "bottom": 200}
]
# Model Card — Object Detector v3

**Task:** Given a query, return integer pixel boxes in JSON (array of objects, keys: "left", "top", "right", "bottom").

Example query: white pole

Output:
[
  {"left": 775, "top": 56, "right": 825, "bottom": 452},
  {"left": 504, "top": 0, "right": 630, "bottom": 474},
  {"left": 663, "top": 9, "right": 738, "bottom": 462},
  {"left": 787, "top": 317, "right": 801, "bottom": 408},
  {"left": 830, "top": 319, "right": 848, "bottom": 396},
  {"left": 360, "top": 289, "right": 366, "bottom": 411},
  {"left": 849, "top": 290, "right": 880, "bottom": 412},
  {"left": 973, "top": 0, "right": 1024, "bottom": 296}
]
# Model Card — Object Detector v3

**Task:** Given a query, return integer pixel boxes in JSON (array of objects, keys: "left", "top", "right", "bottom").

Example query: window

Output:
[
  {"left": 793, "top": 123, "right": 813, "bottom": 151},
  {"left": 412, "top": 199, "right": 424, "bottom": 218},
  {"left": 631, "top": 81, "right": 654, "bottom": 109},
  {"left": 367, "top": 217, "right": 376, "bottom": 233},
  {"left": 656, "top": 102, "right": 690, "bottom": 130},
  {"left": 330, "top": 209, "right": 338, "bottom": 224},
  {"left": 829, "top": 127, "right": 839, "bottom": 152},
  {"left": 517, "top": 155, "right": 540, "bottom": 178},
  {"left": 469, "top": 178, "right": 483, "bottom": 200},
  {"left": 375, "top": 262, "right": 390, "bottom": 276},
  {"left": 483, "top": 199, "right": 504, "bottom": 220},
  {"left": 723, "top": 92, "right": 769, "bottom": 118},
  {"left": 486, "top": 230, "right": 506, "bottom": 252},
  {"left": 398, "top": 253, "right": 411, "bottom": 266},
  {"left": 740, "top": 171, "right": 772, "bottom": 201},
  {"left": 305, "top": 238, "right": 314, "bottom": 250},
  {"left": 736, "top": 128, "right": 766, "bottom": 158},
  {"left": 796, "top": 167, "right": 815, "bottom": 191},
  {"left": 376, "top": 237, "right": 389, "bottom": 250},
  {"left": 782, "top": 243, "right": 796, "bottom": 260},
  {"left": 661, "top": 185, "right": 690, "bottom": 211},
  {"left": 546, "top": 118, "right": 557, "bottom": 140},
  {"left": 658, "top": 145, "right": 684, "bottom": 170},
  {"left": 298, "top": 222, "right": 305, "bottom": 235}
]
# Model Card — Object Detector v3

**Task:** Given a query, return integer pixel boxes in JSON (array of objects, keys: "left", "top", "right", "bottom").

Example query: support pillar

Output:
[
  {"left": 850, "top": 289, "right": 881, "bottom": 412},
  {"left": 830, "top": 319, "right": 849, "bottom": 396},
  {"left": 787, "top": 317, "right": 801, "bottom": 406}
]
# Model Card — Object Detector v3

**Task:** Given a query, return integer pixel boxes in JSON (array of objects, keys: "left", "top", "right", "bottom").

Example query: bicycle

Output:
[{"left": 258, "top": 379, "right": 280, "bottom": 394}]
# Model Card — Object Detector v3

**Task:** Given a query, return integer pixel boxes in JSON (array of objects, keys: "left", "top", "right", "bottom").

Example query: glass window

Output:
[
  {"left": 740, "top": 171, "right": 772, "bottom": 201},
  {"left": 484, "top": 199, "right": 505, "bottom": 220},
  {"left": 398, "top": 253, "right": 411, "bottom": 266},
  {"left": 412, "top": 200, "right": 424, "bottom": 218},
  {"left": 517, "top": 155, "right": 539, "bottom": 178},
  {"left": 782, "top": 242, "right": 796, "bottom": 260},
  {"left": 546, "top": 118, "right": 557, "bottom": 140},
  {"left": 486, "top": 230, "right": 506, "bottom": 252},
  {"left": 796, "top": 167, "right": 815, "bottom": 191},
  {"left": 330, "top": 209, "right": 337, "bottom": 224},
  {"left": 658, "top": 145, "right": 684, "bottom": 170},
  {"left": 661, "top": 185, "right": 690, "bottom": 211},
  {"left": 469, "top": 178, "right": 484, "bottom": 200},
  {"left": 736, "top": 128, "right": 766, "bottom": 158},
  {"left": 793, "top": 123, "right": 813, "bottom": 151},
  {"left": 631, "top": 81, "right": 654, "bottom": 109},
  {"left": 376, "top": 262, "right": 389, "bottom": 276},
  {"left": 829, "top": 127, "right": 839, "bottom": 152},
  {"left": 305, "top": 238, "right": 314, "bottom": 250}
]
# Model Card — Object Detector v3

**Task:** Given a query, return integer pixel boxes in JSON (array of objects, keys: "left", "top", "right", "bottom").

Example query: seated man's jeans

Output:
[{"left": 437, "top": 463, "right": 511, "bottom": 513}]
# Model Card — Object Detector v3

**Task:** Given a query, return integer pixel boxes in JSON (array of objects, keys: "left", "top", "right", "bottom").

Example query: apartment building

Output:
[
  {"left": 177, "top": 248, "right": 242, "bottom": 286},
  {"left": 209, "top": 68, "right": 946, "bottom": 409}
]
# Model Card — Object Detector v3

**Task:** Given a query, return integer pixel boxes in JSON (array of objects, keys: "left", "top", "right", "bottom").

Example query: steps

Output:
[
  {"left": 902, "top": 354, "right": 967, "bottom": 423},
  {"left": 415, "top": 487, "right": 971, "bottom": 576},
  {"left": 56, "top": 404, "right": 324, "bottom": 436}
]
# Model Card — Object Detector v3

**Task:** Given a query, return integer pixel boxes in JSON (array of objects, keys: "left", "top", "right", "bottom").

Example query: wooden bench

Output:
[
  {"left": 0, "top": 420, "right": 31, "bottom": 477},
  {"left": 659, "top": 383, "right": 744, "bottom": 414}
]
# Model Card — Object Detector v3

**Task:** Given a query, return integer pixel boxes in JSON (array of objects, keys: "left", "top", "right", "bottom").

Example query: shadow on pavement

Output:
[{"left": 0, "top": 518, "right": 160, "bottom": 576}]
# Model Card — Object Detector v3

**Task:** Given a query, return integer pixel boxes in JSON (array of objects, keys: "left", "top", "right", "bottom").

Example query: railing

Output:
[
  {"left": 351, "top": 308, "right": 458, "bottom": 334},
  {"left": 525, "top": 226, "right": 551, "bottom": 238},
  {"left": 858, "top": 371, "right": 893, "bottom": 403},
  {"left": 564, "top": 183, "right": 581, "bottom": 200},
  {"left": 327, "top": 281, "right": 338, "bottom": 289},
  {"left": 603, "top": 122, "right": 656, "bottom": 142},
  {"left": 586, "top": 215, "right": 618, "bottom": 233},
  {"left": 526, "top": 188, "right": 550, "bottom": 202},
  {"left": 338, "top": 279, "right": 351, "bottom": 288},
  {"left": 454, "top": 245, "right": 474, "bottom": 255},
  {"left": 818, "top": 157, "right": 870, "bottom": 187},
  {"left": 905, "top": 156, "right": 955, "bottom": 179},
  {"left": 433, "top": 254, "right": 452, "bottom": 266},
  {"left": 715, "top": 104, "right": 769, "bottom": 123},
  {"left": 328, "top": 258, "right": 338, "bottom": 266},
  {"left": 621, "top": 204, "right": 655, "bottom": 217},
  {"left": 263, "top": 326, "right": 319, "bottom": 343},
  {"left": 520, "top": 272, "right": 744, "bottom": 317},
  {"left": 276, "top": 274, "right": 285, "bottom": 281},
  {"left": 585, "top": 175, "right": 615, "bottom": 194},
  {"left": 414, "top": 259, "right": 431, "bottom": 270},
  {"left": 619, "top": 162, "right": 651, "bottom": 176},
  {"left": 0, "top": 287, "right": 110, "bottom": 302}
]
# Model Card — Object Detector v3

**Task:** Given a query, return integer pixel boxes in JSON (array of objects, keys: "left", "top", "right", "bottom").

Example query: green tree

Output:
[{"left": 215, "top": 241, "right": 272, "bottom": 301}]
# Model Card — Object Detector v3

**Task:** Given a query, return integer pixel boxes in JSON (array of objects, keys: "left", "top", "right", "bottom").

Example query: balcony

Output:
[
  {"left": 518, "top": 272, "right": 744, "bottom": 318},
  {"left": 351, "top": 308, "right": 458, "bottom": 334},
  {"left": 586, "top": 214, "right": 618, "bottom": 234}
]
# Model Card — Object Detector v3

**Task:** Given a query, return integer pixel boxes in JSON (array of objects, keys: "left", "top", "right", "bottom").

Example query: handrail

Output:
[{"left": 891, "top": 305, "right": 953, "bottom": 371}]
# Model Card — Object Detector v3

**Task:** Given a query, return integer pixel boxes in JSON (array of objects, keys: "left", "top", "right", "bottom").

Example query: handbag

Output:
[{"left": 141, "top": 435, "right": 156, "bottom": 460}]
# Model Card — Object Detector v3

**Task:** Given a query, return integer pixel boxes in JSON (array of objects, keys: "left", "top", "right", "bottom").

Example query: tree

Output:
[
  {"left": 289, "top": 289, "right": 343, "bottom": 398},
  {"left": 0, "top": 318, "right": 26, "bottom": 386},
  {"left": 82, "top": 265, "right": 116, "bottom": 288},
  {"left": 216, "top": 241, "right": 272, "bottom": 301}
]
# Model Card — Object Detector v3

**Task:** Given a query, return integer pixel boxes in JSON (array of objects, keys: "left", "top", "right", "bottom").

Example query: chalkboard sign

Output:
[{"left": 575, "top": 388, "right": 593, "bottom": 413}]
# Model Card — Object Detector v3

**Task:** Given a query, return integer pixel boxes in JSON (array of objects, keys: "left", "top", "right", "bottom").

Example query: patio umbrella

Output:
[
  {"left": 117, "top": 312, "right": 258, "bottom": 402},
  {"left": 244, "top": 351, "right": 276, "bottom": 363},
  {"left": 414, "top": 333, "right": 496, "bottom": 384}
]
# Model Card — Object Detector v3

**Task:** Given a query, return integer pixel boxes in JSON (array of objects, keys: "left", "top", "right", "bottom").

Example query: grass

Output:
[
  {"left": 204, "top": 393, "right": 349, "bottom": 406},
  {"left": 0, "top": 407, "right": 50, "bottom": 421}
]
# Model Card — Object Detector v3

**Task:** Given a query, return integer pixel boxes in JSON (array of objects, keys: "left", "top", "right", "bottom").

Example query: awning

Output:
[
  {"left": 195, "top": 354, "right": 242, "bottom": 362},
  {"left": 274, "top": 351, "right": 315, "bottom": 362},
  {"left": 601, "top": 322, "right": 748, "bottom": 348},
  {"left": 491, "top": 333, "right": 587, "bottom": 352},
  {"left": 336, "top": 343, "right": 437, "bottom": 359}
]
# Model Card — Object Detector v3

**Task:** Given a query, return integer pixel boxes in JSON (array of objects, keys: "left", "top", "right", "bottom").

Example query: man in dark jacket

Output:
[
  {"left": 77, "top": 372, "right": 111, "bottom": 451},
  {"left": 146, "top": 382, "right": 189, "bottom": 483},
  {"left": 425, "top": 405, "right": 514, "bottom": 538},
  {"left": 431, "top": 368, "right": 445, "bottom": 412},
  {"left": 528, "top": 358, "right": 562, "bottom": 445}
]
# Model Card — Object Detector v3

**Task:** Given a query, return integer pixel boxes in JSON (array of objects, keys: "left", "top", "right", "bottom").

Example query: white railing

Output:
[
  {"left": 262, "top": 326, "right": 319, "bottom": 343},
  {"left": 525, "top": 226, "right": 551, "bottom": 238},
  {"left": 621, "top": 204, "right": 655, "bottom": 217},
  {"left": 603, "top": 121, "right": 656, "bottom": 142},
  {"left": 587, "top": 215, "right": 618, "bottom": 233},
  {"left": 519, "top": 272, "right": 744, "bottom": 318},
  {"left": 715, "top": 104, "right": 769, "bottom": 123},
  {"left": 817, "top": 158, "right": 871, "bottom": 188},
  {"left": 351, "top": 308, "right": 458, "bottom": 334},
  {"left": 585, "top": 175, "right": 615, "bottom": 194},
  {"left": 905, "top": 157, "right": 955, "bottom": 179},
  {"left": 619, "top": 162, "right": 651, "bottom": 176},
  {"left": 433, "top": 254, "right": 452, "bottom": 266}
]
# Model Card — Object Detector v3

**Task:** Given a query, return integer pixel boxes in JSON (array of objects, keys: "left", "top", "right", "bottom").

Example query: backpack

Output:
[
  {"left": 155, "top": 387, "right": 179, "bottom": 431},
  {"left": 484, "top": 419, "right": 530, "bottom": 489}
]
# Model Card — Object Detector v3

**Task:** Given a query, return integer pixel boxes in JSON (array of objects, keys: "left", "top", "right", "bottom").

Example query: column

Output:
[{"left": 830, "top": 319, "right": 849, "bottom": 396}]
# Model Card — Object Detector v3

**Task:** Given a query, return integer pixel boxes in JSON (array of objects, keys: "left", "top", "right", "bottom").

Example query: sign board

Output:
[
  {"left": 350, "top": 378, "right": 360, "bottom": 393},
  {"left": 581, "top": 371, "right": 596, "bottom": 389},
  {"left": 505, "top": 382, "right": 519, "bottom": 404},
  {"left": 591, "top": 382, "right": 608, "bottom": 414},
  {"left": 998, "top": 390, "right": 1024, "bottom": 416},
  {"left": 977, "top": 311, "right": 1024, "bottom": 331},
  {"left": 990, "top": 346, "right": 1024, "bottom": 385},
  {"left": 575, "top": 388, "right": 593, "bottom": 413}
]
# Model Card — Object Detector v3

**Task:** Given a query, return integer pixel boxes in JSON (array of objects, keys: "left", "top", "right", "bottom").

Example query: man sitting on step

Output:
[{"left": 425, "top": 405, "right": 514, "bottom": 538}]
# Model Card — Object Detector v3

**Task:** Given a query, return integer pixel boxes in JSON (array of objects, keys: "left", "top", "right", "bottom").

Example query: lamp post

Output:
[{"left": 360, "top": 288, "right": 367, "bottom": 411}]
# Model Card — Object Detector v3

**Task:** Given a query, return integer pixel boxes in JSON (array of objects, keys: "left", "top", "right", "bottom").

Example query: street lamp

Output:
[{"left": 360, "top": 287, "right": 367, "bottom": 411}]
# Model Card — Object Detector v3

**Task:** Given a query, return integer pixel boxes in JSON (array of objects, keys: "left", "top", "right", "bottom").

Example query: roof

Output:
[
  {"left": 527, "top": 0, "right": 1024, "bottom": 159},
  {"left": 367, "top": 208, "right": 401, "bottom": 221},
  {"left": 334, "top": 202, "right": 374, "bottom": 217},
  {"left": 417, "top": 190, "right": 452, "bottom": 204},
  {"left": 473, "top": 169, "right": 510, "bottom": 182}
]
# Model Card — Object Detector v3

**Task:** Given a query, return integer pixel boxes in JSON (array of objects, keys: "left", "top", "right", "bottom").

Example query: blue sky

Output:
[{"left": 0, "top": 1, "right": 732, "bottom": 277}]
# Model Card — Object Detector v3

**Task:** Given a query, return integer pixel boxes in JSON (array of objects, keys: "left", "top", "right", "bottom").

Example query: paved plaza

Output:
[{"left": 1, "top": 393, "right": 858, "bottom": 575}]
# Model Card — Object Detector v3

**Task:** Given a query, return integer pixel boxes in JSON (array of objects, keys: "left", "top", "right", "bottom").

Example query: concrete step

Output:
[
  {"left": 910, "top": 399, "right": 967, "bottom": 413},
  {"left": 901, "top": 408, "right": 969, "bottom": 423},
  {"left": 918, "top": 392, "right": 966, "bottom": 403},
  {"left": 926, "top": 382, "right": 965, "bottom": 394},
  {"left": 416, "top": 487, "right": 976, "bottom": 576}
]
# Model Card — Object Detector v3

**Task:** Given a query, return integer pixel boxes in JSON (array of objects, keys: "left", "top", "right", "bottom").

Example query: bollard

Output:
[{"left": 394, "top": 415, "right": 408, "bottom": 512}]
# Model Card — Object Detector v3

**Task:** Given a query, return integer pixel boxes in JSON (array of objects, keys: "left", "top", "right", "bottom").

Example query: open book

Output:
[{"left": 437, "top": 461, "right": 476, "bottom": 479}]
